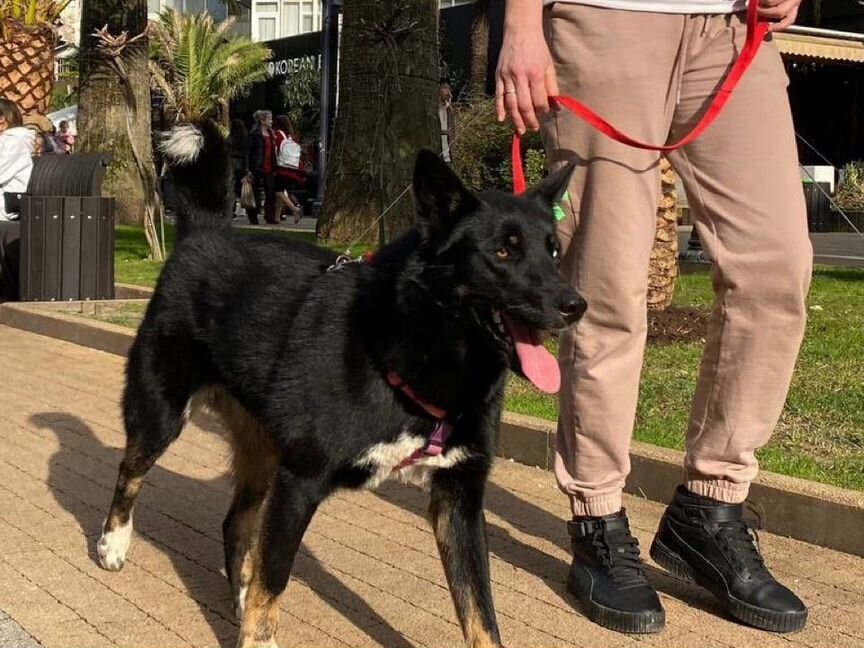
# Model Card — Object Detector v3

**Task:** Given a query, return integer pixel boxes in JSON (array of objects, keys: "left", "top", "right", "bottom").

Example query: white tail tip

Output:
[{"left": 159, "top": 123, "right": 204, "bottom": 165}]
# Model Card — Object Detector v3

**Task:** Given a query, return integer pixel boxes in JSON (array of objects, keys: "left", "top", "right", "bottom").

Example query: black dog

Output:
[{"left": 97, "top": 121, "right": 585, "bottom": 648}]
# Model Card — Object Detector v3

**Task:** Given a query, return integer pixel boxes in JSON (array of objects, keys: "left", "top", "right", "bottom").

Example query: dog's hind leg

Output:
[
  {"left": 219, "top": 393, "right": 280, "bottom": 621},
  {"left": 429, "top": 463, "right": 501, "bottom": 648},
  {"left": 98, "top": 339, "right": 200, "bottom": 571},
  {"left": 237, "top": 468, "right": 323, "bottom": 648}
]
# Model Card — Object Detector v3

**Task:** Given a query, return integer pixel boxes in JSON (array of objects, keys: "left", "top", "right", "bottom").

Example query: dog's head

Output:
[{"left": 411, "top": 150, "right": 586, "bottom": 394}]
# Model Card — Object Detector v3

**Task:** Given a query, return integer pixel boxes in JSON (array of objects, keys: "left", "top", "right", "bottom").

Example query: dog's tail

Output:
[{"left": 159, "top": 120, "right": 232, "bottom": 243}]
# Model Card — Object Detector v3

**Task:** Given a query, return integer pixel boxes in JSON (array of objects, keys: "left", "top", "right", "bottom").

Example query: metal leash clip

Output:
[{"left": 326, "top": 252, "right": 364, "bottom": 273}]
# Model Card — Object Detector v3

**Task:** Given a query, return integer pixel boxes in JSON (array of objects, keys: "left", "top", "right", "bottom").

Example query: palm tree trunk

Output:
[
  {"left": 318, "top": 0, "right": 439, "bottom": 244},
  {"left": 78, "top": 0, "right": 153, "bottom": 229},
  {"left": 647, "top": 157, "right": 679, "bottom": 311},
  {"left": 468, "top": 0, "right": 490, "bottom": 98}
]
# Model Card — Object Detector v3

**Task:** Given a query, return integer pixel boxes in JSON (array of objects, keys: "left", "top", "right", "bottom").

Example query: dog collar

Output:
[{"left": 387, "top": 371, "right": 453, "bottom": 468}]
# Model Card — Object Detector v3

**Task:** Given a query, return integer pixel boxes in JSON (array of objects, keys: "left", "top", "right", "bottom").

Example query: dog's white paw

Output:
[
  {"left": 97, "top": 520, "right": 133, "bottom": 571},
  {"left": 234, "top": 585, "right": 248, "bottom": 621}
]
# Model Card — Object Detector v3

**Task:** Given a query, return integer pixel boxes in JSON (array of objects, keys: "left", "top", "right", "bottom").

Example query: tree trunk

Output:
[
  {"left": 318, "top": 0, "right": 439, "bottom": 244},
  {"left": 647, "top": 157, "right": 679, "bottom": 312},
  {"left": 0, "top": 21, "right": 55, "bottom": 116},
  {"left": 78, "top": 0, "right": 152, "bottom": 228},
  {"left": 468, "top": 0, "right": 490, "bottom": 98}
]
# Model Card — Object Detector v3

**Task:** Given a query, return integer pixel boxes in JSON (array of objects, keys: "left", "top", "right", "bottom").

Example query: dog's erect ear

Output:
[
  {"left": 413, "top": 149, "right": 480, "bottom": 239},
  {"left": 525, "top": 160, "right": 577, "bottom": 209}
]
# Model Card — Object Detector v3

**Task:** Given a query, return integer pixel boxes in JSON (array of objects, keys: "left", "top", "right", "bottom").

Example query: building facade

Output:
[
  {"left": 58, "top": 0, "right": 252, "bottom": 52},
  {"left": 250, "top": 0, "right": 471, "bottom": 42}
]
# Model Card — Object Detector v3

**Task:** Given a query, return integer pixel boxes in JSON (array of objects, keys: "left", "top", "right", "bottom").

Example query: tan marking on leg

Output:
[
  {"left": 208, "top": 386, "right": 279, "bottom": 625},
  {"left": 231, "top": 509, "right": 260, "bottom": 620},
  {"left": 105, "top": 475, "right": 143, "bottom": 526},
  {"left": 207, "top": 385, "right": 280, "bottom": 490},
  {"left": 236, "top": 554, "right": 280, "bottom": 648},
  {"left": 430, "top": 501, "right": 451, "bottom": 551},
  {"left": 430, "top": 502, "right": 499, "bottom": 648},
  {"left": 464, "top": 599, "right": 499, "bottom": 648}
]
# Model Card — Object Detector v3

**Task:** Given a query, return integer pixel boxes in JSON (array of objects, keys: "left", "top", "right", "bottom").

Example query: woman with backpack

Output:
[{"left": 272, "top": 115, "right": 305, "bottom": 224}]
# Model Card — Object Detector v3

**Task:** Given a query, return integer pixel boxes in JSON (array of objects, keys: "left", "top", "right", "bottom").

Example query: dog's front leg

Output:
[
  {"left": 237, "top": 469, "right": 322, "bottom": 648},
  {"left": 429, "top": 462, "right": 501, "bottom": 648}
]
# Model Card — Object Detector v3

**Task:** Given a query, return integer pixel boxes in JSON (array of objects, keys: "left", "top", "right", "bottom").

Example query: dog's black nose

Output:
[{"left": 559, "top": 295, "right": 587, "bottom": 324}]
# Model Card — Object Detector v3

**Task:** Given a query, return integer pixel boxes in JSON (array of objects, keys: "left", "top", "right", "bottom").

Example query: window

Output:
[
  {"left": 301, "top": 1, "right": 314, "bottom": 33},
  {"left": 206, "top": 0, "right": 228, "bottom": 20},
  {"left": 282, "top": 1, "right": 299, "bottom": 36},
  {"left": 258, "top": 17, "right": 276, "bottom": 40}
]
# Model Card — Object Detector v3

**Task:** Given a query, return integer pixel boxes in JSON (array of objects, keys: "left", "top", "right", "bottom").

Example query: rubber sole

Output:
[
  {"left": 566, "top": 571, "right": 665, "bottom": 634},
  {"left": 650, "top": 537, "right": 808, "bottom": 633}
]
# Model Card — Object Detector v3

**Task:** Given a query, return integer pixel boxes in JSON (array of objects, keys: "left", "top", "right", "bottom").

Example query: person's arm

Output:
[
  {"left": 496, "top": 0, "right": 559, "bottom": 134},
  {"left": 0, "top": 140, "right": 32, "bottom": 188}
]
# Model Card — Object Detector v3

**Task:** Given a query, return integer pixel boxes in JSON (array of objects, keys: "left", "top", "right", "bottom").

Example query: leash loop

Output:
[{"left": 512, "top": 0, "right": 769, "bottom": 193}]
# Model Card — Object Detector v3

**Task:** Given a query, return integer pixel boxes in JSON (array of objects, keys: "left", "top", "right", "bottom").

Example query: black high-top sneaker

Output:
[
  {"left": 650, "top": 487, "right": 808, "bottom": 633},
  {"left": 567, "top": 510, "right": 665, "bottom": 634}
]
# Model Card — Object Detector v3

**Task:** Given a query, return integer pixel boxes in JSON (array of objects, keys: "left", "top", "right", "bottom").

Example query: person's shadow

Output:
[{"left": 31, "top": 411, "right": 418, "bottom": 648}]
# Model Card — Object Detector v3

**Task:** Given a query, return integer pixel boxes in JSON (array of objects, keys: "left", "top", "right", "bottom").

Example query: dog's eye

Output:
[
  {"left": 552, "top": 248, "right": 559, "bottom": 259},
  {"left": 496, "top": 248, "right": 510, "bottom": 259},
  {"left": 508, "top": 234, "right": 521, "bottom": 247}
]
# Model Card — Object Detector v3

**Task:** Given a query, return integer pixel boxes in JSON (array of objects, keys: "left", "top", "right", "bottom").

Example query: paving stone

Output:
[{"left": 1, "top": 323, "right": 863, "bottom": 648}]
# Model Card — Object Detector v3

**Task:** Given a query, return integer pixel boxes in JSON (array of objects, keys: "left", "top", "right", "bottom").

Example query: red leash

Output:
[{"left": 511, "top": 0, "right": 770, "bottom": 193}]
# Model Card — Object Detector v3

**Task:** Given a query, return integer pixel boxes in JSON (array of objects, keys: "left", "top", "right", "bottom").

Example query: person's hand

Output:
[
  {"left": 758, "top": 0, "right": 802, "bottom": 32},
  {"left": 495, "top": 21, "right": 558, "bottom": 134}
]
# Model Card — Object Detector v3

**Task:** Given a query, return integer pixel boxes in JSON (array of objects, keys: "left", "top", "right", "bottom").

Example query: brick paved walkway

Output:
[{"left": 1, "top": 324, "right": 862, "bottom": 648}]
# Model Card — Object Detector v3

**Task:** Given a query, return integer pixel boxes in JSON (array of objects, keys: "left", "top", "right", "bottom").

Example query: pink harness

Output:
[{"left": 387, "top": 371, "right": 454, "bottom": 468}]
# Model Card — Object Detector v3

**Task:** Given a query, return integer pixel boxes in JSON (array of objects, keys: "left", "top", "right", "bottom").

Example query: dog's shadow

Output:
[
  {"left": 33, "top": 410, "right": 723, "bottom": 648},
  {"left": 31, "top": 412, "right": 418, "bottom": 648}
]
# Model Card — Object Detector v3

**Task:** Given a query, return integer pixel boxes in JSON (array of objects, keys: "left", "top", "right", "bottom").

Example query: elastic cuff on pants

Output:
[
  {"left": 570, "top": 492, "right": 623, "bottom": 517},
  {"left": 685, "top": 479, "right": 750, "bottom": 504}
]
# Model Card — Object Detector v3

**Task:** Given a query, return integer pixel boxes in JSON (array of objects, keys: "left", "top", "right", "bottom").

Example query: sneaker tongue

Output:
[{"left": 503, "top": 315, "right": 560, "bottom": 394}]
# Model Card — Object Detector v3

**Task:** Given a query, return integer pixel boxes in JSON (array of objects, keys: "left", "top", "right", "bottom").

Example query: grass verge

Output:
[{"left": 112, "top": 225, "right": 864, "bottom": 491}]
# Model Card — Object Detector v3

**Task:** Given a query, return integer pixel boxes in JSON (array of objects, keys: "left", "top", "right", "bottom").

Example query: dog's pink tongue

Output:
[{"left": 503, "top": 316, "right": 560, "bottom": 394}]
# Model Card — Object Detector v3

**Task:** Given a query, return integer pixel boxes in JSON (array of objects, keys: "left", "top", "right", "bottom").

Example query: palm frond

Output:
[
  {"left": 149, "top": 9, "right": 270, "bottom": 122},
  {"left": 0, "top": 0, "right": 68, "bottom": 28}
]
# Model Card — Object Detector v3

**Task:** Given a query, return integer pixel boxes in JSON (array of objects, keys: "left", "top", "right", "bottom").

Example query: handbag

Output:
[{"left": 240, "top": 176, "right": 256, "bottom": 210}]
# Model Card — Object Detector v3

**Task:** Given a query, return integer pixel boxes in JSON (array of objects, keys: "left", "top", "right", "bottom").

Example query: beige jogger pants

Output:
[{"left": 541, "top": 5, "right": 813, "bottom": 516}]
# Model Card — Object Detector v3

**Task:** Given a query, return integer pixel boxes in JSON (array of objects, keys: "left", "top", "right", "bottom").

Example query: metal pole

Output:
[
  {"left": 783, "top": 25, "right": 864, "bottom": 42},
  {"left": 314, "top": 0, "right": 340, "bottom": 218}
]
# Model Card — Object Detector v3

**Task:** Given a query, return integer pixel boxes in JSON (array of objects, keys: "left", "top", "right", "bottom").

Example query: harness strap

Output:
[
  {"left": 387, "top": 371, "right": 454, "bottom": 468},
  {"left": 512, "top": 0, "right": 769, "bottom": 193},
  {"left": 387, "top": 371, "right": 447, "bottom": 419}
]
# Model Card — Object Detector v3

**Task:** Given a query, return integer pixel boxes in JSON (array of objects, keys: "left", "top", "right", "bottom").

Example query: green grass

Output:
[
  {"left": 114, "top": 224, "right": 371, "bottom": 288},
  {"left": 113, "top": 225, "right": 864, "bottom": 490},
  {"left": 114, "top": 225, "right": 176, "bottom": 288},
  {"left": 80, "top": 302, "right": 148, "bottom": 329},
  {"left": 506, "top": 269, "right": 864, "bottom": 492}
]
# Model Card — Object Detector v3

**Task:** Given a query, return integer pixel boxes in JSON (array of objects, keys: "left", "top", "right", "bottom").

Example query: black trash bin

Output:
[
  {"left": 17, "top": 153, "right": 115, "bottom": 301},
  {"left": 802, "top": 181, "right": 837, "bottom": 233}
]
